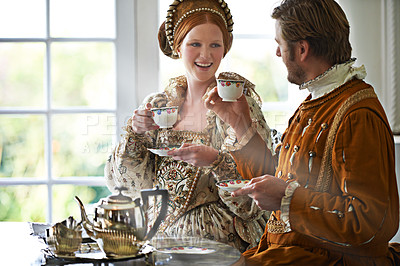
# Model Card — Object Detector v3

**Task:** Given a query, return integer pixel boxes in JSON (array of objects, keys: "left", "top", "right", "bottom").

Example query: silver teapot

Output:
[{"left": 75, "top": 186, "right": 168, "bottom": 256}]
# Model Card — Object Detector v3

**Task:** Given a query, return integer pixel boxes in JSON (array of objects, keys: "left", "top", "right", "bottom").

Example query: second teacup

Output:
[
  {"left": 151, "top": 106, "right": 178, "bottom": 128},
  {"left": 217, "top": 79, "right": 244, "bottom": 102}
]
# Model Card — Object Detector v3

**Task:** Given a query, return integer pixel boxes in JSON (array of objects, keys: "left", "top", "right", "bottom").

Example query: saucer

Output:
[
  {"left": 147, "top": 145, "right": 180, "bottom": 157},
  {"left": 216, "top": 179, "right": 250, "bottom": 192}
]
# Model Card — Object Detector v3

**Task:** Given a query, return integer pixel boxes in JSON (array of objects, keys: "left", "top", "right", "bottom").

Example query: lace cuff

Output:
[{"left": 280, "top": 181, "right": 300, "bottom": 232}]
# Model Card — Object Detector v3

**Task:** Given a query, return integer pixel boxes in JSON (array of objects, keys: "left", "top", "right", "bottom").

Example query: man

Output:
[{"left": 204, "top": 0, "right": 400, "bottom": 264}]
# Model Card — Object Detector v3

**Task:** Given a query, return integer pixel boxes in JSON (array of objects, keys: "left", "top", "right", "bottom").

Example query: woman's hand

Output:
[
  {"left": 168, "top": 143, "right": 219, "bottom": 167},
  {"left": 232, "top": 175, "right": 288, "bottom": 211},
  {"left": 131, "top": 103, "right": 159, "bottom": 134},
  {"left": 203, "top": 87, "right": 252, "bottom": 139}
]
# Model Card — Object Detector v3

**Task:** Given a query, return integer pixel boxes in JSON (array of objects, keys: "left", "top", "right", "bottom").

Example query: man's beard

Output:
[
  {"left": 287, "top": 61, "right": 306, "bottom": 85},
  {"left": 286, "top": 45, "right": 306, "bottom": 85}
]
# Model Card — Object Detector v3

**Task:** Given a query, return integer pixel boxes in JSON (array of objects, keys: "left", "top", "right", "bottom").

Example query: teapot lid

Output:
[{"left": 106, "top": 187, "right": 132, "bottom": 204}]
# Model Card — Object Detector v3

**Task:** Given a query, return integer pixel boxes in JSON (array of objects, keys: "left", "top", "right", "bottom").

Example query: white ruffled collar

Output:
[{"left": 300, "top": 58, "right": 367, "bottom": 100}]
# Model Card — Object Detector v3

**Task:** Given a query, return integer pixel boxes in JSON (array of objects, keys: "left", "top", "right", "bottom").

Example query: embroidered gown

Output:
[{"left": 105, "top": 72, "right": 272, "bottom": 251}]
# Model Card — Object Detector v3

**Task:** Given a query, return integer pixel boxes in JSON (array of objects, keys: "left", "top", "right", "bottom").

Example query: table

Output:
[{"left": 0, "top": 222, "right": 241, "bottom": 265}]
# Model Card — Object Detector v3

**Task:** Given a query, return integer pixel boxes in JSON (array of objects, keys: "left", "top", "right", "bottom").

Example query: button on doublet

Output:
[
  {"left": 302, "top": 118, "right": 313, "bottom": 137},
  {"left": 308, "top": 151, "right": 316, "bottom": 173},
  {"left": 290, "top": 145, "right": 299, "bottom": 165},
  {"left": 316, "top": 122, "right": 329, "bottom": 142}
]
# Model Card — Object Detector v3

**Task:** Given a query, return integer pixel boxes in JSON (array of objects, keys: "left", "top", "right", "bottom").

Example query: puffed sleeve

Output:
[
  {"left": 104, "top": 93, "right": 168, "bottom": 198},
  {"left": 212, "top": 95, "right": 272, "bottom": 247},
  {"left": 228, "top": 96, "right": 277, "bottom": 178},
  {"left": 207, "top": 146, "right": 269, "bottom": 248}
]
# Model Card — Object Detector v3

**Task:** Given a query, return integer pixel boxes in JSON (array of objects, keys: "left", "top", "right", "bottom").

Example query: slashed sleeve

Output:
[{"left": 289, "top": 107, "right": 399, "bottom": 246}]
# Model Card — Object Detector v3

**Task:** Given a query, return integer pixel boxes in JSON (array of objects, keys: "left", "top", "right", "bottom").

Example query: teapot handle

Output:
[{"left": 141, "top": 186, "right": 169, "bottom": 241}]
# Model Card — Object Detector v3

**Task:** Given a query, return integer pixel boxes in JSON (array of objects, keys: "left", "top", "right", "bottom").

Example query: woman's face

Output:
[{"left": 177, "top": 23, "right": 224, "bottom": 85}]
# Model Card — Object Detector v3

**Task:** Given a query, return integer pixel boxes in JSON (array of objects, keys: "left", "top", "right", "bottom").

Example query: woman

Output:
[{"left": 105, "top": 0, "right": 272, "bottom": 252}]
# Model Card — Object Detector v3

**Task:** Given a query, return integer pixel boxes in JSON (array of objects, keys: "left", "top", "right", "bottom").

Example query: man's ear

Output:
[{"left": 298, "top": 40, "right": 309, "bottom": 61}]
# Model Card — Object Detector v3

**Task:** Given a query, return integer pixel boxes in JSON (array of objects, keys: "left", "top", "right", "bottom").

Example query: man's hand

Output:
[{"left": 232, "top": 175, "right": 288, "bottom": 211}]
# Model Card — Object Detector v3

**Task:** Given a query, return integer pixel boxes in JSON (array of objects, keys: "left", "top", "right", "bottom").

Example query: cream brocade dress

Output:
[{"left": 105, "top": 72, "right": 272, "bottom": 251}]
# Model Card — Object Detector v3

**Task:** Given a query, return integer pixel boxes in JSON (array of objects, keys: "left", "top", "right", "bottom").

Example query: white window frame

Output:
[{"left": 0, "top": 0, "right": 160, "bottom": 224}]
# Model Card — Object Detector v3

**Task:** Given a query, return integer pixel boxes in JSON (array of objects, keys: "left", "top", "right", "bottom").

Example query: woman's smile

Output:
[{"left": 195, "top": 62, "right": 213, "bottom": 68}]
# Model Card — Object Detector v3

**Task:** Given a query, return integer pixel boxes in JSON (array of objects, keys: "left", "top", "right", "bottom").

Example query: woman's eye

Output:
[
  {"left": 211, "top": 43, "right": 222, "bottom": 48},
  {"left": 190, "top": 43, "right": 201, "bottom": 47}
]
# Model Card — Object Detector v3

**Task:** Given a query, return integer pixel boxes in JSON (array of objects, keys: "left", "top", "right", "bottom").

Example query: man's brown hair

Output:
[{"left": 272, "top": 0, "right": 352, "bottom": 65}]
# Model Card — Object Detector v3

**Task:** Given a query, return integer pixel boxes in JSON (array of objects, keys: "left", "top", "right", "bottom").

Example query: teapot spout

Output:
[{"left": 74, "top": 196, "right": 95, "bottom": 238}]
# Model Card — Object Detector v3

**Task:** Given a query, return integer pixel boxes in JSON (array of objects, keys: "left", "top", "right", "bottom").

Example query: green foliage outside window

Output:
[{"left": 0, "top": 43, "right": 114, "bottom": 223}]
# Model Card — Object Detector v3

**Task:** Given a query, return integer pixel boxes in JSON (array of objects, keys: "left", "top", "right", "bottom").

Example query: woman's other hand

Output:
[
  {"left": 203, "top": 87, "right": 252, "bottom": 139},
  {"left": 131, "top": 103, "right": 159, "bottom": 134},
  {"left": 168, "top": 143, "right": 219, "bottom": 167}
]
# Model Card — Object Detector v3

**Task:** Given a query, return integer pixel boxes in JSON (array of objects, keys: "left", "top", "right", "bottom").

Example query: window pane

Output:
[
  {"left": 0, "top": 0, "right": 46, "bottom": 38},
  {"left": 0, "top": 43, "right": 45, "bottom": 107},
  {"left": 263, "top": 111, "right": 291, "bottom": 133},
  {"left": 0, "top": 185, "right": 47, "bottom": 222},
  {"left": 224, "top": 39, "right": 288, "bottom": 102},
  {"left": 0, "top": 115, "right": 45, "bottom": 178},
  {"left": 51, "top": 42, "right": 115, "bottom": 108},
  {"left": 50, "top": 0, "right": 116, "bottom": 38},
  {"left": 228, "top": 0, "right": 277, "bottom": 35},
  {"left": 52, "top": 113, "right": 115, "bottom": 177},
  {"left": 159, "top": 55, "right": 185, "bottom": 91},
  {"left": 52, "top": 185, "right": 111, "bottom": 222}
]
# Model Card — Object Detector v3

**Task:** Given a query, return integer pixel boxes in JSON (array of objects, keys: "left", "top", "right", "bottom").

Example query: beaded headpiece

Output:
[{"left": 164, "top": 0, "right": 234, "bottom": 58}]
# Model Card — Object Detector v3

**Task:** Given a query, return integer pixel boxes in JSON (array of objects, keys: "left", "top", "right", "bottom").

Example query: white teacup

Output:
[
  {"left": 151, "top": 106, "right": 178, "bottom": 128},
  {"left": 217, "top": 79, "right": 244, "bottom": 102}
]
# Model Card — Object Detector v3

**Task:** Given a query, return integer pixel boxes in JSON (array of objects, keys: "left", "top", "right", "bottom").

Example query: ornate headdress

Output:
[{"left": 163, "top": 0, "right": 234, "bottom": 58}]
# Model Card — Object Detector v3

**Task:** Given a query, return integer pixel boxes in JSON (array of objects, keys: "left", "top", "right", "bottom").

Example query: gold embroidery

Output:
[
  {"left": 267, "top": 219, "right": 289, "bottom": 234},
  {"left": 155, "top": 129, "right": 208, "bottom": 232},
  {"left": 158, "top": 168, "right": 201, "bottom": 232},
  {"left": 158, "top": 129, "right": 210, "bottom": 146},
  {"left": 315, "top": 87, "right": 377, "bottom": 192}
]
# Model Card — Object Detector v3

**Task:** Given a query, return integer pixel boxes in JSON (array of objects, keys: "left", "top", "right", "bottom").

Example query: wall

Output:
[{"left": 392, "top": 138, "right": 400, "bottom": 242}]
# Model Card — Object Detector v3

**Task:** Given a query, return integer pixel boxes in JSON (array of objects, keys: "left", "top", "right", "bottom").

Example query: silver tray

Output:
[{"left": 42, "top": 241, "right": 154, "bottom": 262}]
